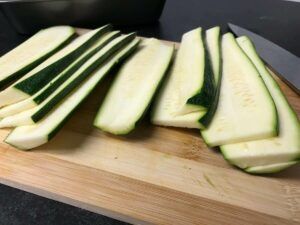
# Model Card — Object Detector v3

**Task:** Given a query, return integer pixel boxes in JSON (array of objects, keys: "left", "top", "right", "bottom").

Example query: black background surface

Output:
[{"left": 0, "top": 0, "right": 299, "bottom": 225}]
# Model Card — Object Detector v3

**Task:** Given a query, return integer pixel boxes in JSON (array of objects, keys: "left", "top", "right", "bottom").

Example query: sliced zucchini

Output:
[
  {"left": 220, "top": 36, "right": 300, "bottom": 171},
  {"left": 0, "top": 31, "right": 120, "bottom": 118},
  {"left": 0, "top": 98, "right": 36, "bottom": 118},
  {"left": 201, "top": 33, "right": 278, "bottom": 147},
  {"left": 199, "top": 26, "right": 222, "bottom": 127},
  {"left": 181, "top": 28, "right": 214, "bottom": 114},
  {"left": 94, "top": 38, "right": 174, "bottom": 135},
  {"left": 151, "top": 27, "right": 218, "bottom": 129},
  {"left": 0, "top": 34, "right": 136, "bottom": 128},
  {"left": 0, "top": 26, "right": 75, "bottom": 88},
  {"left": 5, "top": 39, "right": 140, "bottom": 150},
  {"left": 245, "top": 161, "right": 299, "bottom": 174},
  {"left": 0, "top": 25, "right": 111, "bottom": 107},
  {"left": 206, "top": 26, "right": 221, "bottom": 85},
  {"left": 0, "top": 108, "right": 36, "bottom": 128}
]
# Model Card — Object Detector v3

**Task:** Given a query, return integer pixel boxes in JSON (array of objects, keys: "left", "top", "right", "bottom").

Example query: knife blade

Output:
[{"left": 228, "top": 23, "right": 300, "bottom": 94}]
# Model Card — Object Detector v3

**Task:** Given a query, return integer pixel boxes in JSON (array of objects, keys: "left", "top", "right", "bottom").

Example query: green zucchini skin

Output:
[
  {"left": 186, "top": 31, "right": 215, "bottom": 110},
  {"left": 199, "top": 27, "right": 222, "bottom": 127},
  {"left": 32, "top": 33, "right": 136, "bottom": 123},
  {"left": 14, "top": 25, "right": 112, "bottom": 96},
  {"left": 33, "top": 31, "right": 121, "bottom": 104},
  {"left": 0, "top": 33, "right": 76, "bottom": 89},
  {"left": 48, "top": 40, "right": 140, "bottom": 141}
]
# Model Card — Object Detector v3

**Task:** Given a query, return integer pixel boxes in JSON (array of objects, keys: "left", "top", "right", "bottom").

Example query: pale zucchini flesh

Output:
[
  {"left": 245, "top": 161, "right": 299, "bottom": 174},
  {"left": 0, "top": 26, "right": 75, "bottom": 88},
  {"left": 220, "top": 36, "right": 300, "bottom": 171},
  {"left": 0, "top": 31, "right": 120, "bottom": 118},
  {"left": 201, "top": 33, "right": 277, "bottom": 147},
  {"left": 0, "top": 108, "right": 36, "bottom": 128},
  {"left": 5, "top": 39, "right": 140, "bottom": 150},
  {"left": 94, "top": 38, "right": 174, "bottom": 135},
  {"left": 206, "top": 26, "right": 221, "bottom": 85},
  {"left": 0, "top": 25, "right": 111, "bottom": 107},
  {"left": 151, "top": 28, "right": 213, "bottom": 129},
  {"left": 0, "top": 34, "right": 136, "bottom": 127},
  {"left": 0, "top": 98, "right": 36, "bottom": 119},
  {"left": 152, "top": 110, "right": 207, "bottom": 129}
]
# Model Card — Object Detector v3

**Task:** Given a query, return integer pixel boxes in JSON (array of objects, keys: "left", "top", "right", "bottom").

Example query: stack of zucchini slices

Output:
[
  {"left": 2, "top": 25, "right": 140, "bottom": 149},
  {"left": 152, "top": 27, "right": 299, "bottom": 174},
  {"left": 0, "top": 25, "right": 299, "bottom": 174},
  {"left": 152, "top": 27, "right": 220, "bottom": 129}
]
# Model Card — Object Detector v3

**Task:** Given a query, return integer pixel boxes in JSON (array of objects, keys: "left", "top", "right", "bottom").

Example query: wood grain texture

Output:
[{"left": 0, "top": 29, "right": 299, "bottom": 225}]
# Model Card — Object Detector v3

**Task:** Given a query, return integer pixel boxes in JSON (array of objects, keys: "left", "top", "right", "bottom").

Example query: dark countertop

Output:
[{"left": 0, "top": 0, "right": 299, "bottom": 225}]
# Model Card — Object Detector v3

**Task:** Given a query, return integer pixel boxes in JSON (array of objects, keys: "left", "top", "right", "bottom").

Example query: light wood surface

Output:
[{"left": 0, "top": 29, "right": 299, "bottom": 225}]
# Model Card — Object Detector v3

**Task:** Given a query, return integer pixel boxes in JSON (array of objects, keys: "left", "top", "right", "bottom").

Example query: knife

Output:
[{"left": 228, "top": 23, "right": 300, "bottom": 94}]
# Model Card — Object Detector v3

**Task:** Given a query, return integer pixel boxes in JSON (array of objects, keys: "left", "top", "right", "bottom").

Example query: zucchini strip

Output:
[
  {"left": 206, "top": 27, "right": 221, "bottom": 85},
  {"left": 94, "top": 38, "right": 174, "bottom": 135},
  {"left": 199, "top": 26, "right": 222, "bottom": 126},
  {"left": 0, "top": 26, "right": 75, "bottom": 88}
]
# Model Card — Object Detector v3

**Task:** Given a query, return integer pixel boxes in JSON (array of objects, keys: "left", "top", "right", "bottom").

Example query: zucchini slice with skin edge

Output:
[
  {"left": 94, "top": 38, "right": 174, "bottom": 135},
  {"left": 151, "top": 27, "right": 219, "bottom": 129},
  {"left": 186, "top": 29, "right": 215, "bottom": 114},
  {"left": 199, "top": 26, "right": 222, "bottom": 127},
  {"left": 201, "top": 33, "right": 278, "bottom": 147},
  {"left": 245, "top": 161, "right": 299, "bottom": 174},
  {"left": 0, "top": 33, "right": 136, "bottom": 128},
  {"left": 206, "top": 26, "right": 221, "bottom": 85},
  {"left": 0, "top": 26, "right": 75, "bottom": 89},
  {"left": 0, "top": 25, "right": 112, "bottom": 108},
  {"left": 0, "top": 31, "right": 121, "bottom": 118},
  {"left": 220, "top": 36, "right": 300, "bottom": 172},
  {"left": 5, "top": 39, "right": 140, "bottom": 150}
]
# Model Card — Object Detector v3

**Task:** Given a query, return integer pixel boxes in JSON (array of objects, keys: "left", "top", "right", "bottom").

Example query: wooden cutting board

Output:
[{"left": 0, "top": 29, "right": 299, "bottom": 225}]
